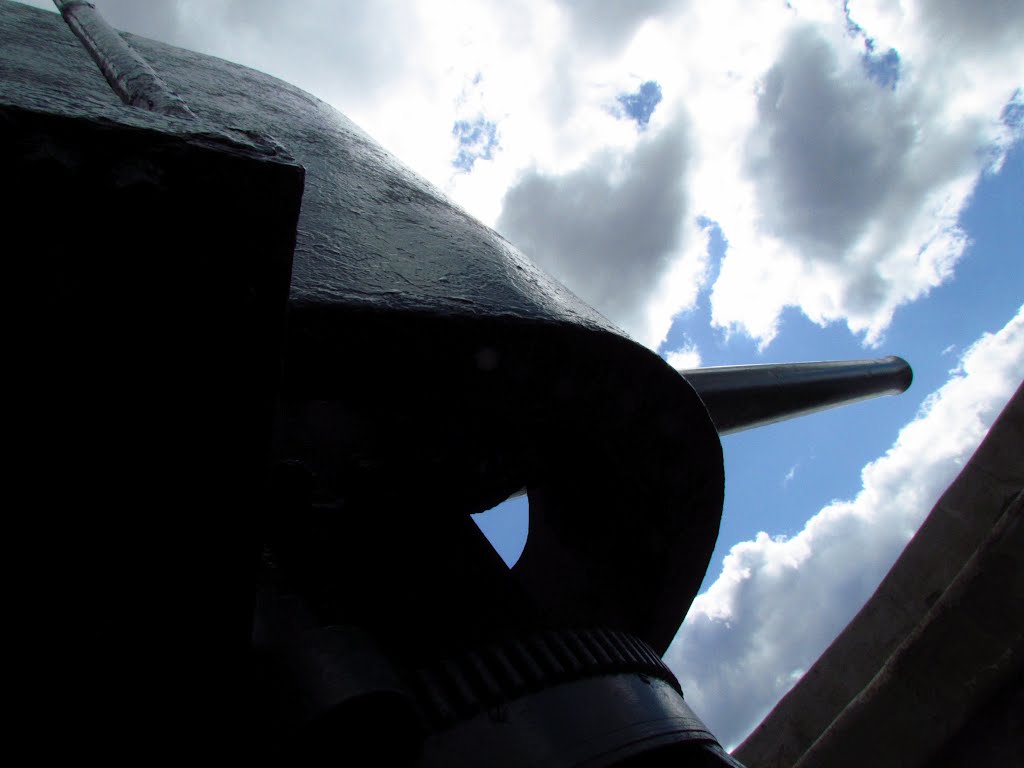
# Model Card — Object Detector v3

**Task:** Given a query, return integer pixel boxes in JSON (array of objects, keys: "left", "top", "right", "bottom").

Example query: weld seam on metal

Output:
[{"left": 53, "top": 0, "right": 195, "bottom": 118}]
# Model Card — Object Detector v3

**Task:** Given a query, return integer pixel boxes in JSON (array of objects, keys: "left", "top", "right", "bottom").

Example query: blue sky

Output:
[
  {"left": 615, "top": 80, "right": 663, "bottom": 127},
  {"left": 452, "top": 114, "right": 499, "bottom": 171},
  {"left": 21, "top": 0, "right": 1021, "bottom": 753}
]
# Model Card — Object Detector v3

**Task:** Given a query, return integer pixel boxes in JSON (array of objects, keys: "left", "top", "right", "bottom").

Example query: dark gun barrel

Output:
[{"left": 679, "top": 356, "right": 913, "bottom": 435}]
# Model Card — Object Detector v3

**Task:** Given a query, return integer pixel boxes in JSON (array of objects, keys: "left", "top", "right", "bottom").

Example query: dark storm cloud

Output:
[{"left": 496, "top": 120, "right": 690, "bottom": 338}]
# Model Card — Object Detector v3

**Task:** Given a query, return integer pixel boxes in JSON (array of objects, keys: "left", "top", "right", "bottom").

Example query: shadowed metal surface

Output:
[
  {"left": 5, "top": 1, "right": 306, "bottom": 757},
  {"left": 109, "top": 15, "right": 727, "bottom": 653},
  {"left": 1, "top": 5, "right": 726, "bottom": 760},
  {"left": 2, "top": 0, "right": 722, "bottom": 668}
]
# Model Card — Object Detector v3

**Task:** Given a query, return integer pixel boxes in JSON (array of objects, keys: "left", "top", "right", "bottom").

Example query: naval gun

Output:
[{"left": 5, "top": 1, "right": 911, "bottom": 763}]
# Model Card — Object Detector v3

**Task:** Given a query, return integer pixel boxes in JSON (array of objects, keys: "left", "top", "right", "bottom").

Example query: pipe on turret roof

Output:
[{"left": 53, "top": 0, "right": 195, "bottom": 118}]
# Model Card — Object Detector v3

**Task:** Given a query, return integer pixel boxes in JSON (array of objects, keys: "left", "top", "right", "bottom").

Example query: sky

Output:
[{"left": 18, "top": 0, "right": 1022, "bottom": 751}]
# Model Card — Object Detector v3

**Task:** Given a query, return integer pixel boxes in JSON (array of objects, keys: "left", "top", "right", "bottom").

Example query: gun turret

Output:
[{"left": 5, "top": 2, "right": 912, "bottom": 765}]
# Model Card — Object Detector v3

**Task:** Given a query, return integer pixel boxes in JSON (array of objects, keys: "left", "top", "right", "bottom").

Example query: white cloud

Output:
[
  {"left": 496, "top": 117, "right": 707, "bottom": 347},
  {"left": 554, "top": 0, "right": 680, "bottom": 53},
  {"left": 702, "top": 2, "right": 1022, "bottom": 346},
  {"left": 664, "top": 304, "right": 1024, "bottom": 749},
  {"left": 663, "top": 340, "right": 702, "bottom": 370},
  {"left": 782, "top": 464, "right": 798, "bottom": 487}
]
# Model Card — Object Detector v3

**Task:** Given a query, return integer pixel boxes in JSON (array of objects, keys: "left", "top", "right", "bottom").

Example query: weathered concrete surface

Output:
[
  {"left": 733, "top": 383, "right": 1024, "bottom": 768},
  {"left": 793, "top": 490, "right": 1022, "bottom": 768},
  {"left": 925, "top": 670, "right": 1023, "bottom": 768}
]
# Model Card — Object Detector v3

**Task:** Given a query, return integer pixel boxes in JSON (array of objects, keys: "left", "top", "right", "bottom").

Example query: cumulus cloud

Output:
[
  {"left": 707, "top": 16, "right": 1016, "bottom": 345},
  {"left": 663, "top": 340, "right": 702, "bottom": 370},
  {"left": 497, "top": 119, "right": 705, "bottom": 347},
  {"left": 914, "top": 0, "right": 1024, "bottom": 53},
  {"left": 751, "top": 29, "right": 917, "bottom": 257},
  {"left": 555, "top": 0, "right": 678, "bottom": 52},
  {"left": 665, "top": 304, "right": 1024, "bottom": 749}
]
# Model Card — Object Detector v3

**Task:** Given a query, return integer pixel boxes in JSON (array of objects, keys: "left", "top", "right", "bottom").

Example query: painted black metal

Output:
[
  {"left": 415, "top": 675, "right": 727, "bottom": 767},
  {"left": 5, "top": 2, "right": 304, "bottom": 757},
  {"left": 96, "top": 8, "right": 727, "bottom": 659},
  {"left": 7, "top": 105, "right": 304, "bottom": 755},
  {"left": 410, "top": 627, "right": 682, "bottom": 730},
  {"left": 252, "top": 589, "right": 424, "bottom": 762},
  {"left": 53, "top": 0, "right": 195, "bottom": 118},
  {"left": 680, "top": 356, "right": 913, "bottom": 435}
]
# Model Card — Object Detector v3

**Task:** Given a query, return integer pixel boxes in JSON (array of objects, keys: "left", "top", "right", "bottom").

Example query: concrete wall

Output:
[{"left": 734, "top": 384, "right": 1023, "bottom": 768}]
